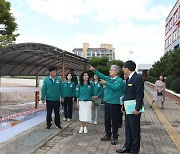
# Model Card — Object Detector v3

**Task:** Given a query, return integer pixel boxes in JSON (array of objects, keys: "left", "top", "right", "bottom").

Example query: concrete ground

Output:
[{"left": 0, "top": 84, "right": 179, "bottom": 154}]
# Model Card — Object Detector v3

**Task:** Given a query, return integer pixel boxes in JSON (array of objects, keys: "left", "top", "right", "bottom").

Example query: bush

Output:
[
  {"left": 146, "top": 76, "right": 157, "bottom": 84},
  {"left": 170, "top": 77, "right": 180, "bottom": 94},
  {"left": 165, "top": 75, "right": 176, "bottom": 88}
]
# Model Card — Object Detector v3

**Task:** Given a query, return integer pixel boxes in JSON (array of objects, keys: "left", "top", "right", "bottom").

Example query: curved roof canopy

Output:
[{"left": 0, "top": 43, "right": 89, "bottom": 76}]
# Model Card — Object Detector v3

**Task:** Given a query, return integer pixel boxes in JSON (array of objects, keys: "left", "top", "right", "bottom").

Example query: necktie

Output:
[{"left": 126, "top": 77, "right": 129, "bottom": 85}]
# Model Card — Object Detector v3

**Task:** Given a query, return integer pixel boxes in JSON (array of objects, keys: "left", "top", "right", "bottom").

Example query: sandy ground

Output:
[
  {"left": 0, "top": 78, "right": 44, "bottom": 117},
  {"left": 0, "top": 78, "right": 43, "bottom": 105}
]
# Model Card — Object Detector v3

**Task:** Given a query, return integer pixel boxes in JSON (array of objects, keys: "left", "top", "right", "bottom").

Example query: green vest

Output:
[
  {"left": 76, "top": 82, "right": 94, "bottom": 101},
  {"left": 94, "top": 69, "right": 125, "bottom": 104},
  {"left": 62, "top": 81, "right": 76, "bottom": 98},
  {"left": 41, "top": 76, "right": 62, "bottom": 101},
  {"left": 91, "top": 81, "right": 103, "bottom": 98}
]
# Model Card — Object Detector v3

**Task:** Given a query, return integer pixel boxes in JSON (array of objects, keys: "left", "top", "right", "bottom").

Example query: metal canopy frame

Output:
[
  {"left": 0, "top": 43, "right": 89, "bottom": 77},
  {"left": 0, "top": 43, "right": 89, "bottom": 109}
]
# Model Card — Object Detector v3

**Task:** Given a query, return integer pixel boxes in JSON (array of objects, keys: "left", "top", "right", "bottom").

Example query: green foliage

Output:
[
  {"left": 0, "top": 0, "right": 18, "bottom": 48},
  {"left": 149, "top": 49, "right": 180, "bottom": 77},
  {"left": 90, "top": 56, "right": 109, "bottom": 67},
  {"left": 146, "top": 76, "right": 157, "bottom": 84},
  {"left": 89, "top": 56, "right": 124, "bottom": 78},
  {"left": 107, "top": 60, "right": 124, "bottom": 68},
  {"left": 170, "top": 77, "right": 180, "bottom": 93},
  {"left": 165, "top": 75, "right": 176, "bottom": 89},
  {"left": 147, "top": 48, "right": 180, "bottom": 93}
]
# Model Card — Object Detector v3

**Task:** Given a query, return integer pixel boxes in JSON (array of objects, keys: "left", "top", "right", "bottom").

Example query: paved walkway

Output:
[
  {"left": 32, "top": 85, "right": 179, "bottom": 154},
  {"left": 0, "top": 84, "right": 179, "bottom": 154}
]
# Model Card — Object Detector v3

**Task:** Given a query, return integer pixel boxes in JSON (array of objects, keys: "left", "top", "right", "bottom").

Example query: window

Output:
[
  {"left": 165, "top": 25, "right": 168, "bottom": 34},
  {"left": 178, "top": 27, "right": 180, "bottom": 36},
  {"left": 173, "top": 31, "right": 177, "bottom": 41},
  {"left": 169, "top": 35, "right": 172, "bottom": 45},
  {"left": 170, "top": 20, "right": 173, "bottom": 29},
  {"left": 174, "top": 10, "right": 179, "bottom": 22}
]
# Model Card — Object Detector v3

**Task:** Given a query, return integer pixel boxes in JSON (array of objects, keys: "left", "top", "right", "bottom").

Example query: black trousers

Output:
[
  {"left": 124, "top": 114, "right": 141, "bottom": 154},
  {"left": 63, "top": 97, "right": 73, "bottom": 119},
  {"left": 118, "top": 105, "right": 123, "bottom": 128},
  {"left": 105, "top": 102, "right": 121, "bottom": 139},
  {"left": 46, "top": 100, "right": 61, "bottom": 126}
]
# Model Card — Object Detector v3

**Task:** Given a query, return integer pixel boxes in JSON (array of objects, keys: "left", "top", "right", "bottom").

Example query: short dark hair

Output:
[
  {"left": 49, "top": 66, "right": 57, "bottom": 72},
  {"left": 124, "top": 60, "right": 136, "bottom": 71}
]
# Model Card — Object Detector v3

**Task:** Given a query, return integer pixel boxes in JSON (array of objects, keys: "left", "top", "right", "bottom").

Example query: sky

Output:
[{"left": 8, "top": 0, "right": 177, "bottom": 67}]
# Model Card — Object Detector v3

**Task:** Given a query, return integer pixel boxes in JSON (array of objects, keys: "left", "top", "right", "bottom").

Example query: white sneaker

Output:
[
  {"left": 89, "top": 121, "right": 93, "bottom": 124},
  {"left": 60, "top": 110, "right": 64, "bottom": 113},
  {"left": 94, "top": 121, "right": 98, "bottom": 125},
  {"left": 63, "top": 118, "right": 67, "bottom": 121},
  {"left": 67, "top": 118, "right": 71, "bottom": 122},
  {"left": 79, "top": 127, "right": 84, "bottom": 134},
  {"left": 84, "top": 127, "right": 88, "bottom": 134}
]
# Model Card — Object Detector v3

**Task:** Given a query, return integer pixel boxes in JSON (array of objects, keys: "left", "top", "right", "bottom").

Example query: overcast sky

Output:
[{"left": 9, "top": 0, "right": 177, "bottom": 67}]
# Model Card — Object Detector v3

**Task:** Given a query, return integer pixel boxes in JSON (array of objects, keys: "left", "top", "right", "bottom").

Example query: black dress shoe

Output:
[
  {"left": 46, "top": 124, "right": 52, "bottom": 129},
  {"left": 101, "top": 135, "right": 111, "bottom": 141},
  {"left": 55, "top": 124, "right": 62, "bottom": 129},
  {"left": 116, "top": 147, "right": 131, "bottom": 153},
  {"left": 111, "top": 138, "right": 118, "bottom": 145}
]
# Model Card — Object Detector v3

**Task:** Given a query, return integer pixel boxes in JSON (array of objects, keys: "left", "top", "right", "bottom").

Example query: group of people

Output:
[{"left": 41, "top": 60, "right": 145, "bottom": 154}]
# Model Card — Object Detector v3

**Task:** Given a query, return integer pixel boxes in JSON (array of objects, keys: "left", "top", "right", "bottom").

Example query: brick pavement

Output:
[
  {"left": 33, "top": 85, "right": 179, "bottom": 154},
  {"left": 0, "top": 84, "right": 179, "bottom": 154}
]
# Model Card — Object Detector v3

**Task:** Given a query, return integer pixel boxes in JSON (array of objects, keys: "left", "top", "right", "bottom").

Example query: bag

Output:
[{"left": 157, "top": 91, "right": 163, "bottom": 96}]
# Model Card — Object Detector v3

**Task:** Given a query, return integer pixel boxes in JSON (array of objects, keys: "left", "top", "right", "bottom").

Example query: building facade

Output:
[
  {"left": 165, "top": 0, "right": 180, "bottom": 53},
  {"left": 72, "top": 43, "right": 115, "bottom": 61}
]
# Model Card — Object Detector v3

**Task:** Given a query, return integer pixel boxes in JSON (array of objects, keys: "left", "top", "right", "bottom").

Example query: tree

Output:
[
  {"left": 147, "top": 48, "right": 180, "bottom": 93},
  {"left": 89, "top": 56, "right": 124, "bottom": 78},
  {"left": 149, "top": 49, "right": 180, "bottom": 77},
  {"left": 0, "top": 0, "right": 19, "bottom": 48}
]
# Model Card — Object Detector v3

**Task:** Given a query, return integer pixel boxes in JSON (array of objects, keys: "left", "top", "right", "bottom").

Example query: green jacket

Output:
[
  {"left": 76, "top": 82, "right": 94, "bottom": 101},
  {"left": 94, "top": 69, "right": 125, "bottom": 104},
  {"left": 72, "top": 74, "right": 78, "bottom": 86},
  {"left": 91, "top": 81, "right": 103, "bottom": 98},
  {"left": 62, "top": 81, "right": 76, "bottom": 98},
  {"left": 41, "top": 76, "right": 62, "bottom": 101}
]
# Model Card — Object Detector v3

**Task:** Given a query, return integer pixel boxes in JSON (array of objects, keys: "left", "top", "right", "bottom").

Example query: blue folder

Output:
[{"left": 124, "top": 100, "right": 145, "bottom": 114}]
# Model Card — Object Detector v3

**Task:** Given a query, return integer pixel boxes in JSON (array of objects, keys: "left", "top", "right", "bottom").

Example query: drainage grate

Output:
[{"left": 18, "top": 130, "right": 52, "bottom": 147}]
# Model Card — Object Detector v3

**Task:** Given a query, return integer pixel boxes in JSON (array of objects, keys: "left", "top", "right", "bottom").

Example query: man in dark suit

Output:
[{"left": 116, "top": 60, "right": 144, "bottom": 154}]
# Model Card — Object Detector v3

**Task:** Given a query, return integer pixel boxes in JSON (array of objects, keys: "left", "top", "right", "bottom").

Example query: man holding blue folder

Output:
[{"left": 116, "top": 60, "right": 144, "bottom": 154}]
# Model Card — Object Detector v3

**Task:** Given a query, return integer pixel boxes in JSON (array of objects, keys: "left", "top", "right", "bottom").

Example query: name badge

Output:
[
  {"left": 70, "top": 84, "right": 73, "bottom": 87},
  {"left": 98, "top": 84, "right": 100, "bottom": 87},
  {"left": 56, "top": 81, "right": 60, "bottom": 84},
  {"left": 128, "top": 84, "right": 132, "bottom": 86},
  {"left": 88, "top": 85, "right": 91, "bottom": 88}
]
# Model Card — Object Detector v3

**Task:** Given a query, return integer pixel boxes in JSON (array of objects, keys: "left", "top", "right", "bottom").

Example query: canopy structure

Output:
[
  {"left": 0, "top": 43, "right": 89, "bottom": 77},
  {"left": 0, "top": 43, "right": 89, "bottom": 109}
]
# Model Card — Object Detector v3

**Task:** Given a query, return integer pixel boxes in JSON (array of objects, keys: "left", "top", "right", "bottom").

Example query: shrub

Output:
[
  {"left": 170, "top": 77, "right": 180, "bottom": 94},
  {"left": 146, "top": 76, "right": 157, "bottom": 84},
  {"left": 165, "top": 75, "right": 176, "bottom": 88}
]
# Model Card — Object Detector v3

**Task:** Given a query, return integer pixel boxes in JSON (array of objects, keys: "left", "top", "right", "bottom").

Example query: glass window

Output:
[
  {"left": 178, "top": 27, "right": 180, "bottom": 36},
  {"left": 173, "top": 31, "right": 177, "bottom": 41}
]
